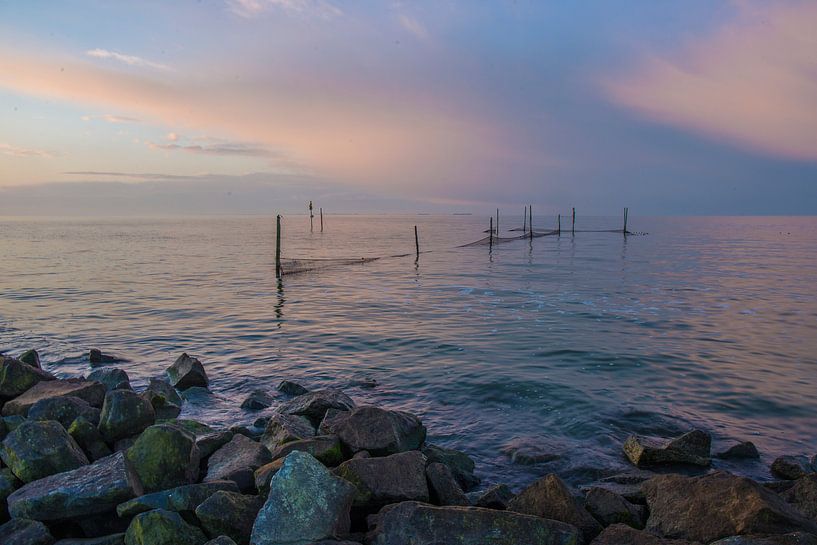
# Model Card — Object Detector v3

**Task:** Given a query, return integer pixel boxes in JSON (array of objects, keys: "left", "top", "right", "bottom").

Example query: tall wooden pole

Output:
[
  {"left": 558, "top": 214, "right": 561, "bottom": 234},
  {"left": 529, "top": 205, "right": 533, "bottom": 240},
  {"left": 489, "top": 217, "right": 493, "bottom": 248},
  {"left": 414, "top": 225, "right": 419, "bottom": 258},
  {"left": 320, "top": 208, "right": 324, "bottom": 232},
  {"left": 523, "top": 207, "right": 527, "bottom": 233},
  {"left": 275, "top": 214, "right": 282, "bottom": 277},
  {"left": 496, "top": 208, "right": 499, "bottom": 237},
  {"left": 623, "top": 207, "right": 628, "bottom": 233},
  {"left": 572, "top": 207, "right": 575, "bottom": 235}
]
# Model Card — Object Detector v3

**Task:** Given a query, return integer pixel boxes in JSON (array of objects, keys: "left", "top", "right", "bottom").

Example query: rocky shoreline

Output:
[{"left": 1, "top": 349, "right": 816, "bottom": 545}]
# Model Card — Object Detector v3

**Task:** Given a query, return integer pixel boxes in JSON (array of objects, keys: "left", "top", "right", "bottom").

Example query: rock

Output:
[
  {"left": 623, "top": 430, "right": 711, "bottom": 468},
  {"left": 88, "top": 368, "right": 132, "bottom": 392},
  {"left": 642, "top": 471, "right": 817, "bottom": 543},
  {"left": 125, "top": 423, "right": 200, "bottom": 493},
  {"left": 3, "top": 379, "right": 106, "bottom": 418},
  {"left": 0, "top": 355, "right": 55, "bottom": 400},
  {"left": 332, "top": 406, "right": 425, "bottom": 456},
  {"left": 318, "top": 408, "right": 348, "bottom": 435},
  {"left": 205, "top": 539, "right": 238, "bottom": 545},
  {"left": 166, "top": 353, "right": 209, "bottom": 390},
  {"left": 717, "top": 442, "right": 761, "bottom": 460},
  {"left": 54, "top": 535, "right": 126, "bottom": 545},
  {"left": 780, "top": 474, "right": 817, "bottom": 520},
  {"left": 590, "top": 524, "right": 698, "bottom": 544},
  {"left": 585, "top": 486, "right": 646, "bottom": 528},
  {"left": 271, "top": 435, "right": 344, "bottom": 467},
  {"left": 0, "top": 467, "right": 21, "bottom": 519},
  {"left": 0, "top": 518, "right": 54, "bottom": 545},
  {"left": 123, "top": 508, "right": 207, "bottom": 545},
  {"left": 1, "top": 420, "right": 89, "bottom": 482},
  {"left": 98, "top": 390, "right": 156, "bottom": 443},
  {"left": 508, "top": 473, "right": 602, "bottom": 542},
  {"left": 277, "top": 380, "right": 309, "bottom": 397},
  {"left": 68, "top": 416, "right": 113, "bottom": 461},
  {"left": 196, "top": 491, "right": 263, "bottom": 545},
  {"left": 18, "top": 349, "right": 41, "bottom": 369},
  {"left": 114, "top": 436, "right": 138, "bottom": 452},
  {"left": 205, "top": 434, "right": 272, "bottom": 492},
  {"left": 422, "top": 443, "right": 480, "bottom": 491},
  {"left": 28, "top": 396, "right": 101, "bottom": 427},
  {"left": 366, "top": 501, "right": 581, "bottom": 545},
  {"left": 141, "top": 378, "right": 182, "bottom": 420},
  {"left": 89, "top": 349, "right": 123, "bottom": 367},
  {"left": 7, "top": 451, "right": 142, "bottom": 520},
  {"left": 197, "top": 430, "right": 235, "bottom": 459},
  {"left": 710, "top": 534, "right": 817, "bottom": 544},
  {"left": 250, "top": 451, "right": 357, "bottom": 545},
  {"left": 474, "top": 483, "right": 515, "bottom": 510},
  {"left": 116, "top": 480, "right": 240, "bottom": 517},
  {"left": 772, "top": 456, "right": 813, "bottom": 480},
  {"left": 500, "top": 437, "right": 562, "bottom": 465},
  {"left": 241, "top": 390, "right": 274, "bottom": 410},
  {"left": 335, "top": 450, "right": 430, "bottom": 511},
  {"left": 277, "top": 389, "right": 355, "bottom": 426},
  {"left": 254, "top": 459, "right": 285, "bottom": 496},
  {"left": 260, "top": 413, "right": 315, "bottom": 451},
  {"left": 162, "top": 418, "right": 213, "bottom": 436},
  {"left": 426, "top": 461, "right": 469, "bottom": 506},
  {"left": 2, "top": 415, "right": 25, "bottom": 434}
]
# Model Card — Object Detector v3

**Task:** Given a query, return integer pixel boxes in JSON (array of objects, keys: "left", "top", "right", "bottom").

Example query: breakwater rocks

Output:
[{"left": 1, "top": 350, "right": 817, "bottom": 544}]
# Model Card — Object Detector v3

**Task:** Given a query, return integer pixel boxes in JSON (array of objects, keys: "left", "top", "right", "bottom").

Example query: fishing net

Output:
[
  {"left": 458, "top": 229, "right": 560, "bottom": 247},
  {"left": 279, "top": 254, "right": 413, "bottom": 275}
]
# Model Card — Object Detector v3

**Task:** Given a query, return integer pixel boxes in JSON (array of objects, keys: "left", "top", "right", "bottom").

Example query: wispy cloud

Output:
[
  {"left": 146, "top": 134, "right": 276, "bottom": 157},
  {"left": 227, "top": 0, "right": 341, "bottom": 19},
  {"left": 398, "top": 14, "right": 429, "bottom": 41},
  {"left": 0, "top": 143, "right": 54, "bottom": 158},
  {"left": 86, "top": 48, "right": 171, "bottom": 71},
  {"left": 81, "top": 113, "right": 141, "bottom": 123}
]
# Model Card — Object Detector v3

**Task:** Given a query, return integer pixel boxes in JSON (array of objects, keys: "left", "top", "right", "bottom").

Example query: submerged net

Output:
[
  {"left": 279, "top": 254, "right": 412, "bottom": 275},
  {"left": 458, "top": 229, "right": 560, "bottom": 247}
]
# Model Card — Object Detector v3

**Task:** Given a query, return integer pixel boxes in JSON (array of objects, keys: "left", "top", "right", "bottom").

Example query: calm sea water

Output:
[{"left": 1, "top": 214, "right": 816, "bottom": 489}]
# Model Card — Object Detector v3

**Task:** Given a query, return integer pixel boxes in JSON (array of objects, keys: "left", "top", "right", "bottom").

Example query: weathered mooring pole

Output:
[
  {"left": 572, "top": 207, "right": 576, "bottom": 235},
  {"left": 275, "top": 214, "right": 282, "bottom": 278},
  {"left": 414, "top": 225, "right": 419, "bottom": 259}
]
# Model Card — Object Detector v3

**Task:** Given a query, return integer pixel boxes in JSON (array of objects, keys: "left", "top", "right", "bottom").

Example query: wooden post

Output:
[
  {"left": 623, "top": 207, "right": 628, "bottom": 233},
  {"left": 529, "top": 205, "right": 533, "bottom": 240},
  {"left": 320, "top": 208, "right": 324, "bottom": 232},
  {"left": 489, "top": 217, "right": 493, "bottom": 248},
  {"left": 275, "top": 214, "right": 282, "bottom": 277},
  {"left": 496, "top": 208, "right": 499, "bottom": 237},
  {"left": 572, "top": 207, "right": 575, "bottom": 235},
  {"left": 309, "top": 201, "right": 313, "bottom": 232},
  {"left": 523, "top": 207, "right": 527, "bottom": 233},
  {"left": 558, "top": 214, "right": 561, "bottom": 234},
  {"left": 414, "top": 225, "right": 419, "bottom": 258}
]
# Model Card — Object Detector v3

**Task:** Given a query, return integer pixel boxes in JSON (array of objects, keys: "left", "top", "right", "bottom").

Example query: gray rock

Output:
[
  {"left": 205, "top": 538, "right": 238, "bottom": 545},
  {"left": 0, "top": 355, "right": 55, "bottom": 400},
  {"left": 1, "top": 420, "right": 89, "bottom": 482},
  {"left": 623, "top": 430, "right": 711, "bottom": 468},
  {"left": 474, "top": 483, "right": 515, "bottom": 510},
  {"left": 197, "top": 430, "right": 235, "bottom": 459},
  {"left": 585, "top": 486, "right": 646, "bottom": 528},
  {"left": 68, "top": 416, "right": 112, "bottom": 461},
  {"left": 426, "top": 462, "right": 469, "bottom": 506},
  {"left": 28, "top": 396, "right": 100, "bottom": 427},
  {"left": 716, "top": 441, "right": 761, "bottom": 460},
  {"left": 18, "top": 349, "right": 41, "bottom": 369},
  {"left": 591, "top": 523, "right": 698, "bottom": 544},
  {"left": 205, "top": 434, "right": 272, "bottom": 492},
  {"left": 123, "top": 508, "right": 207, "bottom": 545},
  {"left": 140, "top": 378, "right": 182, "bottom": 420},
  {"left": 366, "top": 501, "right": 580, "bottom": 545},
  {"left": 7, "top": 451, "right": 142, "bottom": 521},
  {"left": 277, "top": 389, "right": 355, "bottom": 425},
  {"left": 500, "top": 437, "right": 562, "bottom": 465},
  {"left": 53, "top": 534, "right": 126, "bottom": 545},
  {"left": 125, "top": 423, "right": 200, "bottom": 493},
  {"left": 0, "top": 467, "right": 21, "bottom": 520},
  {"left": 88, "top": 368, "right": 132, "bottom": 392},
  {"left": 98, "top": 390, "right": 156, "bottom": 443},
  {"left": 0, "top": 518, "right": 54, "bottom": 545},
  {"left": 166, "top": 353, "right": 209, "bottom": 390},
  {"left": 710, "top": 534, "right": 817, "bottom": 545},
  {"left": 332, "top": 406, "right": 425, "bottom": 456},
  {"left": 772, "top": 456, "right": 813, "bottom": 480},
  {"left": 250, "top": 451, "right": 357, "bottom": 545},
  {"left": 116, "top": 480, "right": 239, "bottom": 517},
  {"left": 260, "top": 413, "right": 315, "bottom": 452},
  {"left": 253, "top": 459, "right": 284, "bottom": 496},
  {"left": 2, "top": 378, "right": 103, "bottom": 416},
  {"left": 89, "top": 349, "right": 123, "bottom": 367},
  {"left": 335, "top": 450, "right": 430, "bottom": 511},
  {"left": 241, "top": 390, "right": 274, "bottom": 410},
  {"left": 195, "top": 491, "right": 263, "bottom": 545},
  {"left": 270, "top": 435, "right": 344, "bottom": 467},
  {"left": 277, "top": 380, "right": 309, "bottom": 397},
  {"left": 422, "top": 443, "right": 480, "bottom": 491},
  {"left": 780, "top": 474, "right": 817, "bottom": 520}
]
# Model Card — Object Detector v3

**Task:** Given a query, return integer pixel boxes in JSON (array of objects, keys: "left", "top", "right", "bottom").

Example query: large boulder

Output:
[
  {"left": 332, "top": 406, "right": 425, "bottom": 456},
  {"left": 7, "top": 451, "right": 142, "bottom": 521},
  {"left": 508, "top": 473, "right": 602, "bottom": 543},
  {"left": 717, "top": 441, "right": 761, "bottom": 460},
  {"left": 205, "top": 434, "right": 272, "bottom": 492},
  {"left": 642, "top": 471, "right": 817, "bottom": 543},
  {"left": 2, "top": 378, "right": 106, "bottom": 416},
  {"left": 585, "top": 486, "right": 646, "bottom": 528},
  {"left": 366, "top": 501, "right": 581, "bottom": 545},
  {"left": 88, "top": 368, "right": 132, "bottom": 392},
  {"left": 623, "top": 430, "right": 711, "bottom": 468},
  {"left": 0, "top": 355, "right": 55, "bottom": 400},
  {"left": 125, "top": 423, "right": 200, "bottom": 493},
  {"left": 250, "top": 451, "right": 357, "bottom": 545},
  {"left": 474, "top": 483, "right": 515, "bottom": 510},
  {"left": 117, "top": 480, "right": 239, "bottom": 517},
  {"left": 590, "top": 524, "right": 699, "bottom": 544},
  {"left": 254, "top": 459, "right": 285, "bottom": 496},
  {"left": 277, "top": 380, "right": 309, "bottom": 397},
  {"left": 260, "top": 413, "right": 315, "bottom": 451},
  {"left": 28, "top": 396, "right": 100, "bottom": 427},
  {"left": 68, "top": 416, "right": 113, "bottom": 461},
  {"left": 772, "top": 456, "right": 813, "bottom": 481},
  {"left": 1, "top": 420, "right": 89, "bottom": 482},
  {"left": 710, "top": 534, "right": 817, "bottom": 545},
  {"left": 426, "top": 462, "right": 469, "bottom": 506},
  {"left": 0, "top": 518, "right": 54, "bottom": 545},
  {"left": 0, "top": 467, "right": 21, "bottom": 520},
  {"left": 53, "top": 536, "right": 127, "bottom": 545},
  {"left": 277, "top": 389, "right": 355, "bottom": 425},
  {"left": 124, "top": 508, "right": 207, "bottom": 545},
  {"left": 270, "top": 435, "right": 344, "bottom": 467},
  {"left": 197, "top": 430, "right": 235, "bottom": 459},
  {"left": 422, "top": 444, "right": 480, "bottom": 491},
  {"left": 140, "top": 378, "right": 183, "bottom": 420},
  {"left": 335, "top": 450, "right": 430, "bottom": 511},
  {"left": 166, "top": 353, "right": 209, "bottom": 390},
  {"left": 195, "top": 490, "right": 263, "bottom": 545},
  {"left": 99, "top": 390, "right": 156, "bottom": 443},
  {"left": 780, "top": 474, "right": 817, "bottom": 520}
]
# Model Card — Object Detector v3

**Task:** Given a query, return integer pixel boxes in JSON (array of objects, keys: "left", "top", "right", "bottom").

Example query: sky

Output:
[{"left": 1, "top": 0, "right": 816, "bottom": 215}]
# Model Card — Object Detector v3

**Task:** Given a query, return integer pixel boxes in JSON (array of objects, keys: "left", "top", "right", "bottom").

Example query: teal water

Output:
[{"left": 1, "top": 214, "right": 816, "bottom": 489}]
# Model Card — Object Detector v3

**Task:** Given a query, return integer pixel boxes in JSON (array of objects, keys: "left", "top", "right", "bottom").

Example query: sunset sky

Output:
[{"left": 1, "top": 1, "right": 816, "bottom": 215}]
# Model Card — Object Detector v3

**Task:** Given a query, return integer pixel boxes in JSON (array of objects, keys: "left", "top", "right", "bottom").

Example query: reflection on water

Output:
[{"left": 1, "top": 214, "right": 816, "bottom": 488}]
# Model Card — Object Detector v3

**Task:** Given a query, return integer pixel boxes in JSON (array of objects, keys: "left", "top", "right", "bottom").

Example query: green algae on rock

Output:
[
  {"left": 0, "top": 420, "right": 89, "bottom": 482},
  {"left": 125, "top": 423, "right": 200, "bottom": 493}
]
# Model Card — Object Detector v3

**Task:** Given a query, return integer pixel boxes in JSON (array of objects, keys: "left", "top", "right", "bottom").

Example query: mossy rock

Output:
[
  {"left": 0, "top": 420, "right": 89, "bottom": 482},
  {"left": 98, "top": 390, "right": 156, "bottom": 443},
  {"left": 270, "top": 435, "right": 345, "bottom": 467},
  {"left": 141, "top": 378, "right": 182, "bottom": 420},
  {"left": 0, "top": 467, "right": 21, "bottom": 521},
  {"left": 157, "top": 418, "right": 213, "bottom": 436},
  {"left": 0, "top": 356, "right": 55, "bottom": 400},
  {"left": 88, "top": 367, "right": 132, "bottom": 392},
  {"left": 166, "top": 353, "right": 209, "bottom": 390},
  {"left": 125, "top": 424, "right": 200, "bottom": 493},
  {"left": 124, "top": 508, "right": 207, "bottom": 545},
  {"left": 116, "top": 480, "right": 239, "bottom": 518},
  {"left": 28, "top": 395, "right": 100, "bottom": 428},
  {"left": 68, "top": 416, "right": 112, "bottom": 461},
  {"left": 17, "top": 350, "right": 41, "bottom": 369},
  {"left": 0, "top": 517, "right": 54, "bottom": 545},
  {"left": 194, "top": 490, "right": 262, "bottom": 545}
]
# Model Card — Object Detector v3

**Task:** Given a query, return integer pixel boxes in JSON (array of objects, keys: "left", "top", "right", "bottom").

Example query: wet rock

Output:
[
  {"left": 271, "top": 435, "right": 344, "bottom": 467},
  {"left": 68, "top": 416, "right": 113, "bottom": 461},
  {"left": 205, "top": 434, "right": 272, "bottom": 492},
  {"left": 0, "top": 467, "right": 21, "bottom": 520},
  {"left": 333, "top": 406, "right": 425, "bottom": 456},
  {"left": 642, "top": 471, "right": 817, "bottom": 543},
  {"left": 335, "top": 450, "right": 430, "bottom": 511},
  {"left": 0, "top": 355, "right": 55, "bottom": 400},
  {"left": 141, "top": 378, "right": 183, "bottom": 420},
  {"left": 623, "top": 430, "right": 711, "bottom": 468},
  {"left": 260, "top": 413, "right": 316, "bottom": 451},
  {"left": 710, "top": 534, "right": 817, "bottom": 545},
  {"left": 28, "top": 395, "right": 100, "bottom": 427},
  {"left": 230, "top": 424, "right": 264, "bottom": 441},
  {"left": 117, "top": 480, "right": 239, "bottom": 517},
  {"left": 125, "top": 423, "right": 200, "bottom": 493},
  {"left": 277, "top": 380, "right": 309, "bottom": 397},
  {"left": 585, "top": 486, "right": 646, "bottom": 529},
  {"left": 7, "top": 451, "right": 142, "bottom": 520},
  {"left": 366, "top": 501, "right": 581, "bottom": 545},
  {"left": 2, "top": 415, "right": 25, "bottom": 434},
  {"left": 123, "top": 508, "right": 207, "bottom": 545},
  {"left": 1, "top": 420, "right": 89, "bottom": 482},
  {"left": 772, "top": 456, "right": 813, "bottom": 480},
  {"left": 349, "top": 375, "right": 378, "bottom": 389},
  {"left": 99, "top": 390, "right": 156, "bottom": 443},
  {"left": 18, "top": 349, "right": 41, "bottom": 369},
  {"left": 54, "top": 535, "right": 126, "bottom": 545},
  {"left": 254, "top": 459, "right": 284, "bottom": 496},
  {"left": 241, "top": 390, "right": 274, "bottom": 410},
  {"left": 278, "top": 389, "right": 355, "bottom": 426},
  {"left": 780, "top": 474, "right": 817, "bottom": 520},
  {"left": 318, "top": 408, "right": 347, "bottom": 435},
  {"left": 196, "top": 491, "right": 263, "bottom": 545},
  {"left": 0, "top": 518, "right": 54, "bottom": 545},
  {"left": 474, "top": 483, "right": 515, "bottom": 510},
  {"left": 250, "top": 451, "right": 357, "bottom": 545},
  {"left": 717, "top": 441, "right": 761, "bottom": 460},
  {"left": 590, "top": 471, "right": 655, "bottom": 505},
  {"left": 197, "top": 430, "right": 235, "bottom": 459},
  {"left": 590, "top": 523, "right": 698, "bottom": 545},
  {"left": 508, "top": 473, "right": 602, "bottom": 542},
  {"left": 205, "top": 538, "right": 238, "bottom": 545},
  {"left": 501, "top": 437, "right": 562, "bottom": 465},
  {"left": 162, "top": 418, "right": 214, "bottom": 436},
  {"left": 166, "top": 353, "right": 209, "bottom": 390},
  {"left": 89, "top": 349, "right": 123, "bottom": 367},
  {"left": 88, "top": 368, "right": 132, "bottom": 392},
  {"left": 422, "top": 443, "right": 480, "bottom": 491},
  {"left": 5, "top": 379, "right": 106, "bottom": 417},
  {"left": 426, "top": 461, "right": 469, "bottom": 506}
]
